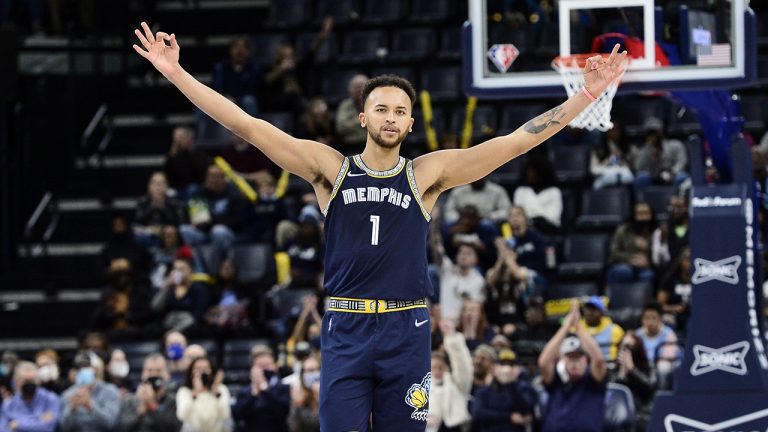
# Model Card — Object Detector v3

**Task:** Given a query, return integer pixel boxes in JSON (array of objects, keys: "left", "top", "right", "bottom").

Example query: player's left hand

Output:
[{"left": 583, "top": 43, "right": 628, "bottom": 98}]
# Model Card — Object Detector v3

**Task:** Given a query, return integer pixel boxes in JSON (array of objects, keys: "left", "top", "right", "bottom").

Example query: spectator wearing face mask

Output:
[
  {"left": 612, "top": 332, "right": 657, "bottom": 431},
  {"left": 59, "top": 352, "right": 121, "bottom": 432},
  {"left": 163, "top": 331, "right": 188, "bottom": 385},
  {"left": 133, "top": 171, "right": 186, "bottom": 247},
  {"left": 443, "top": 178, "right": 512, "bottom": 225},
  {"left": 427, "top": 320, "right": 473, "bottom": 432},
  {"left": 606, "top": 202, "right": 657, "bottom": 284},
  {"left": 232, "top": 346, "right": 290, "bottom": 432},
  {"left": 471, "top": 350, "right": 536, "bottom": 432},
  {"left": 35, "top": 349, "right": 69, "bottom": 395},
  {"left": 151, "top": 257, "right": 210, "bottom": 333},
  {"left": 118, "top": 353, "right": 182, "bottom": 432},
  {"left": 0, "top": 361, "right": 59, "bottom": 432},
  {"left": 105, "top": 349, "right": 133, "bottom": 396},
  {"left": 176, "top": 356, "right": 231, "bottom": 432},
  {"left": 287, "top": 355, "right": 321, "bottom": 432}
]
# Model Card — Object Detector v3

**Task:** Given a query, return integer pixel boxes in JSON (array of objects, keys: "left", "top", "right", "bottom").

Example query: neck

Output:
[{"left": 360, "top": 142, "right": 401, "bottom": 171}]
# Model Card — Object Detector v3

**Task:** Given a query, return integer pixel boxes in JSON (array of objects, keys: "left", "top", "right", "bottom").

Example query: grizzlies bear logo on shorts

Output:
[{"left": 405, "top": 372, "right": 431, "bottom": 421}]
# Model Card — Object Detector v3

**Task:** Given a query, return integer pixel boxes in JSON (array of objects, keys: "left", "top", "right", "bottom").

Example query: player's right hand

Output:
[{"left": 132, "top": 22, "right": 181, "bottom": 77}]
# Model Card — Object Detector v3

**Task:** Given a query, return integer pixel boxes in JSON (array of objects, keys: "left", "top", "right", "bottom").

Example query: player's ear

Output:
[
  {"left": 409, "top": 116, "right": 414, "bottom": 133},
  {"left": 359, "top": 112, "right": 366, "bottom": 128}
]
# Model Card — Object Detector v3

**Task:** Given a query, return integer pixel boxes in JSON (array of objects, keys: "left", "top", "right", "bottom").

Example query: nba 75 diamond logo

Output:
[
  {"left": 691, "top": 256, "right": 741, "bottom": 285},
  {"left": 690, "top": 341, "right": 750, "bottom": 376},
  {"left": 487, "top": 44, "right": 519, "bottom": 73}
]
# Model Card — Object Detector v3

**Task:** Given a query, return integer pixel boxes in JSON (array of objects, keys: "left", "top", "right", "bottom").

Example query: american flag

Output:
[{"left": 697, "top": 43, "right": 732, "bottom": 66}]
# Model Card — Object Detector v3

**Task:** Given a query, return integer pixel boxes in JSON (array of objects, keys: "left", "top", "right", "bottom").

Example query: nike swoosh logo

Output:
[
  {"left": 415, "top": 319, "right": 428, "bottom": 328},
  {"left": 347, "top": 172, "right": 367, "bottom": 177}
]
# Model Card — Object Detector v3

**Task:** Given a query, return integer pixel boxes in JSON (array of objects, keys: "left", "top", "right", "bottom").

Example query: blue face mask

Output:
[
  {"left": 166, "top": 343, "right": 184, "bottom": 361},
  {"left": 75, "top": 368, "right": 95, "bottom": 386},
  {"left": 302, "top": 371, "right": 321, "bottom": 389}
]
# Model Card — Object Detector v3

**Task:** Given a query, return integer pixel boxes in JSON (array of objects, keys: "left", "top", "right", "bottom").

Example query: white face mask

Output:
[
  {"left": 38, "top": 365, "right": 59, "bottom": 382},
  {"left": 302, "top": 371, "right": 321, "bottom": 389},
  {"left": 109, "top": 362, "right": 130, "bottom": 379}
]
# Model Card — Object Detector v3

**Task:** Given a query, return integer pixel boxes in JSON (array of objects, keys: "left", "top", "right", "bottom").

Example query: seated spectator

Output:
[
  {"left": 59, "top": 352, "right": 120, "bottom": 432},
  {"left": 633, "top": 117, "right": 688, "bottom": 188},
  {"left": 443, "top": 205, "right": 499, "bottom": 269},
  {"left": 443, "top": 178, "right": 512, "bottom": 225},
  {"left": 212, "top": 35, "right": 260, "bottom": 116},
  {"left": 612, "top": 332, "right": 657, "bottom": 430},
  {"left": 652, "top": 195, "right": 689, "bottom": 271},
  {"left": 218, "top": 132, "right": 278, "bottom": 182},
  {"left": 241, "top": 172, "right": 288, "bottom": 244},
  {"left": 78, "top": 332, "right": 110, "bottom": 360},
  {"left": 233, "top": 347, "right": 290, "bottom": 432},
  {"left": 180, "top": 164, "right": 244, "bottom": 261},
  {"left": 286, "top": 295, "right": 323, "bottom": 369},
  {"left": 149, "top": 226, "right": 186, "bottom": 290},
  {"left": 284, "top": 215, "right": 324, "bottom": 289},
  {"left": 606, "top": 202, "right": 657, "bottom": 284},
  {"left": 427, "top": 321, "right": 473, "bottom": 432},
  {"left": 0, "top": 361, "right": 59, "bottom": 432},
  {"left": 485, "top": 238, "right": 533, "bottom": 335},
  {"left": 163, "top": 331, "right": 188, "bottom": 385},
  {"left": 297, "top": 97, "right": 335, "bottom": 145},
  {"left": 657, "top": 246, "right": 692, "bottom": 332},
  {"left": 105, "top": 349, "right": 133, "bottom": 396},
  {"left": 458, "top": 300, "right": 497, "bottom": 352},
  {"left": 471, "top": 345, "right": 496, "bottom": 392},
  {"left": 101, "top": 215, "right": 151, "bottom": 276},
  {"left": 636, "top": 302, "right": 680, "bottom": 373},
  {"left": 163, "top": 127, "right": 210, "bottom": 198},
  {"left": 590, "top": 122, "right": 635, "bottom": 189},
  {"left": 133, "top": 171, "right": 186, "bottom": 247},
  {"left": 430, "top": 215, "right": 485, "bottom": 323},
  {"left": 506, "top": 206, "right": 549, "bottom": 275},
  {"left": 513, "top": 155, "right": 563, "bottom": 234},
  {"left": 176, "top": 356, "right": 231, "bottom": 432},
  {"left": 118, "top": 353, "right": 181, "bottom": 432},
  {"left": 91, "top": 258, "right": 153, "bottom": 335},
  {"left": 580, "top": 296, "right": 625, "bottom": 362},
  {"left": 204, "top": 260, "right": 250, "bottom": 333},
  {"left": 471, "top": 350, "right": 535, "bottom": 432},
  {"left": 151, "top": 257, "right": 209, "bottom": 333},
  {"left": 538, "top": 300, "right": 607, "bottom": 432},
  {"left": 287, "top": 354, "right": 321, "bottom": 432},
  {"left": 35, "top": 349, "right": 69, "bottom": 395},
  {"left": 335, "top": 74, "right": 369, "bottom": 151}
]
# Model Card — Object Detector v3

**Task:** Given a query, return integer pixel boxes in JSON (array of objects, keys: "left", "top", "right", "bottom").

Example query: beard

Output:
[{"left": 368, "top": 124, "right": 408, "bottom": 149}]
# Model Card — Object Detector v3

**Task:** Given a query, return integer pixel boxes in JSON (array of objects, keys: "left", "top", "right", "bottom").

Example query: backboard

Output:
[{"left": 464, "top": 0, "right": 758, "bottom": 98}]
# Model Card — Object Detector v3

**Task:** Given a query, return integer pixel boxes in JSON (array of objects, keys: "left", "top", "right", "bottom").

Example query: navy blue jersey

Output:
[{"left": 322, "top": 155, "right": 433, "bottom": 300}]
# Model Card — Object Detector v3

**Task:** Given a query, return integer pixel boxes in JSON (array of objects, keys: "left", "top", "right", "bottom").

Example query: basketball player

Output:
[{"left": 133, "top": 22, "right": 627, "bottom": 431}]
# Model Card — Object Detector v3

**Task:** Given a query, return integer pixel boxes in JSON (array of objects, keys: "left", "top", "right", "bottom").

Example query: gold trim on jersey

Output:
[
  {"left": 352, "top": 154, "right": 406, "bottom": 178},
  {"left": 322, "top": 158, "right": 350, "bottom": 216},
  {"left": 328, "top": 296, "right": 428, "bottom": 313},
  {"left": 406, "top": 161, "right": 432, "bottom": 222}
]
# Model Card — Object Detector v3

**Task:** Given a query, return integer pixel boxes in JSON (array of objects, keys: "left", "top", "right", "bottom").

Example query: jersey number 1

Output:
[{"left": 369, "top": 215, "right": 380, "bottom": 246}]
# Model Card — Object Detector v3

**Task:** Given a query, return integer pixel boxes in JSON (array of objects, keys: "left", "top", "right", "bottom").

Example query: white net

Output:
[{"left": 552, "top": 56, "right": 623, "bottom": 132}]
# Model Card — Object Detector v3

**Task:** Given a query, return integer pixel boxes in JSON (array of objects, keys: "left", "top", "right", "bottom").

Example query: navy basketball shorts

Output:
[{"left": 319, "top": 300, "right": 431, "bottom": 432}]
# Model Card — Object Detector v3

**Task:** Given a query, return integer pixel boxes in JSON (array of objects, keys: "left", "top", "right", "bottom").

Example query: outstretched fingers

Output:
[
  {"left": 132, "top": 43, "right": 149, "bottom": 58},
  {"left": 141, "top": 22, "right": 154, "bottom": 44},
  {"left": 134, "top": 28, "right": 151, "bottom": 50}
]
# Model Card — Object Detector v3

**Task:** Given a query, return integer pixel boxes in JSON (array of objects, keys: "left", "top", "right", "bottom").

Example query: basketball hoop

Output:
[{"left": 552, "top": 54, "right": 625, "bottom": 132}]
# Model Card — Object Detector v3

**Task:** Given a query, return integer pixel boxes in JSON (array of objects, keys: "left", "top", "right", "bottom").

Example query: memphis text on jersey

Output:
[{"left": 340, "top": 186, "right": 412, "bottom": 209}]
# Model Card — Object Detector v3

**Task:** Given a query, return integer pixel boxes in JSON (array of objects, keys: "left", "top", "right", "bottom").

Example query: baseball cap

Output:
[
  {"left": 643, "top": 117, "right": 663, "bottom": 132},
  {"left": 73, "top": 352, "right": 96, "bottom": 368},
  {"left": 497, "top": 349, "right": 518, "bottom": 365},
  {"left": 560, "top": 336, "right": 585, "bottom": 357},
  {"left": 473, "top": 344, "right": 497, "bottom": 362},
  {"left": 584, "top": 296, "right": 606, "bottom": 313}
]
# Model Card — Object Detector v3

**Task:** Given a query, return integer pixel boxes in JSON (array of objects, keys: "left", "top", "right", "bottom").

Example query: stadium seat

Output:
[
  {"left": 410, "top": 107, "right": 447, "bottom": 143},
  {"left": 390, "top": 28, "right": 435, "bottom": 62},
  {"left": 409, "top": 0, "right": 454, "bottom": 24},
  {"left": 369, "top": 66, "right": 417, "bottom": 84},
  {"left": 339, "top": 30, "right": 388, "bottom": 64},
  {"left": 437, "top": 27, "right": 462, "bottom": 61},
  {"left": 604, "top": 383, "right": 636, "bottom": 432},
  {"left": 361, "top": 0, "right": 406, "bottom": 24},
  {"left": 322, "top": 69, "right": 364, "bottom": 105},
  {"left": 576, "top": 188, "right": 630, "bottom": 229},
  {"left": 552, "top": 145, "right": 589, "bottom": 184},
  {"left": 420, "top": 66, "right": 462, "bottom": 102},
  {"left": 740, "top": 95, "right": 766, "bottom": 132},
  {"left": 232, "top": 244, "right": 275, "bottom": 285},
  {"left": 557, "top": 233, "right": 610, "bottom": 277},
  {"left": 636, "top": 186, "right": 676, "bottom": 221},
  {"left": 295, "top": 32, "right": 338, "bottom": 65},
  {"left": 607, "top": 282, "right": 652, "bottom": 328},
  {"left": 196, "top": 244, "right": 221, "bottom": 275},
  {"left": 250, "top": 34, "right": 290, "bottom": 66},
  {"left": 266, "top": 0, "right": 310, "bottom": 29},
  {"left": 317, "top": 0, "right": 362, "bottom": 25},
  {"left": 224, "top": 338, "right": 271, "bottom": 355},
  {"left": 560, "top": 188, "right": 578, "bottom": 228},
  {"left": 499, "top": 104, "right": 548, "bottom": 135},
  {"left": 488, "top": 154, "right": 525, "bottom": 190},
  {"left": 449, "top": 104, "right": 498, "bottom": 140},
  {"left": 547, "top": 282, "right": 599, "bottom": 300}
]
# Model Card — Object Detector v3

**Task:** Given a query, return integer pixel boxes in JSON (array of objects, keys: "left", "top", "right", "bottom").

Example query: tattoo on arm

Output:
[{"left": 523, "top": 106, "right": 567, "bottom": 134}]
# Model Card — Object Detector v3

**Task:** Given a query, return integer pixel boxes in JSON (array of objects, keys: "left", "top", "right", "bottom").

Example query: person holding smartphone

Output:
[
  {"left": 175, "top": 356, "right": 230, "bottom": 432},
  {"left": 118, "top": 353, "right": 182, "bottom": 432}
]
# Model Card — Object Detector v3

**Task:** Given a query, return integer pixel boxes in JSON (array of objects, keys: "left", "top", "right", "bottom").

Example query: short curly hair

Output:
[{"left": 360, "top": 74, "right": 417, "bottom": 109}]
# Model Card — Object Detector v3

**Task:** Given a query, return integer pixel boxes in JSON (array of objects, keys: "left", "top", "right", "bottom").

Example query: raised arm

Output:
[
  {"left": 415, "top": 45, "right": 627, "bottom": 199},
  {"left": 537, "top": 299, "right": 579, "bottom": 385},
  {"left": 132, "top": 23, "right": 343, "bottom": 187}
]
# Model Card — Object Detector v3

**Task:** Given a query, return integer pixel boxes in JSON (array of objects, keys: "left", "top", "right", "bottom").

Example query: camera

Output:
[
  {"left": 145, "top": 376, "right": 164, "bottom": 391},
  {"left": 201, "top": 372, "right": 213, "bottom": 388}
]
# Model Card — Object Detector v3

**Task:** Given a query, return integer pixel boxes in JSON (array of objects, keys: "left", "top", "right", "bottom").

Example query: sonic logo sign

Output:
[
  {"left": 690, "top": 341, "right": 750, "bottom": 376},
  {"left": 664, "top": 407, "right": 768, "bottom": 432},
  {"left": 691, "top": 256, "right": 742, "bottom": 285}
]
